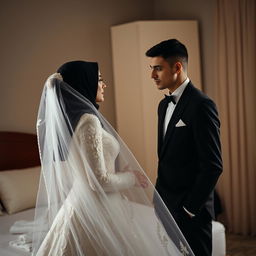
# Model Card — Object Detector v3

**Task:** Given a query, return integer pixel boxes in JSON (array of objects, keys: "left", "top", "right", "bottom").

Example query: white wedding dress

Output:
[{"left": 36, "top": 113, "right": 181, "bottom": 256}]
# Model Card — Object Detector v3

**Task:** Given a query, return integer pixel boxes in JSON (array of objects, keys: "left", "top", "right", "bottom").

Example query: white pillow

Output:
[{"left": 0, "top": 166, "right": 40, "bottom": 214}]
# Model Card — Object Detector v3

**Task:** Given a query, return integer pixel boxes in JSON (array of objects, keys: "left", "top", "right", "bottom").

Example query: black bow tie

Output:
[{"left": 164, "top": 94, "right": 176, "bottom": 105}]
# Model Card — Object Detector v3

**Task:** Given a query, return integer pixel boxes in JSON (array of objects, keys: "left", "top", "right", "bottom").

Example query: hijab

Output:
[
  {"left": 54, "top": 61, "right": 101, "bottom": 131},
  {"left": 57, "top": 60, "right": 99, "bottom": 109}
]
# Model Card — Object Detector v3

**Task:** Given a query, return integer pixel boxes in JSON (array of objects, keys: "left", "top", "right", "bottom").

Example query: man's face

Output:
[{"left": 149, "top": 56, "right": 178, "bottom": 91}]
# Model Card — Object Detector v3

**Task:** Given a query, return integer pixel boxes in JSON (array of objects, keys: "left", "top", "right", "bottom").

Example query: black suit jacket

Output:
[{"left": 155, "top": 82, "right": 222, "bottom": 222}]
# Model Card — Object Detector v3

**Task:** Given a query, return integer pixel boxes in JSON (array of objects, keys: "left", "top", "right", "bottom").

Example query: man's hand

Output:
[{"left": 183, "top": 206, "right": 195, "bottom": 218}]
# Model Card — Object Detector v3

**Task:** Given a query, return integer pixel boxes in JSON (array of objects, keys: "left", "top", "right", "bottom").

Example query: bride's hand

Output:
[{"left": 131, "top": 170, "right": 148, "bottom": 188}]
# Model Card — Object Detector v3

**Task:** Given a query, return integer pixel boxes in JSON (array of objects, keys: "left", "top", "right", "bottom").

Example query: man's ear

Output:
[{"left": 174, "top": 62, "right": 183, "bottom": 74}]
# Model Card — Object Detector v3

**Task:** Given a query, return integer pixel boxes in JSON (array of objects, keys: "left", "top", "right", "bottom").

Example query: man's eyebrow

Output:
[{"left": 150, "top": 65, "right": 162, "bottom": 69}]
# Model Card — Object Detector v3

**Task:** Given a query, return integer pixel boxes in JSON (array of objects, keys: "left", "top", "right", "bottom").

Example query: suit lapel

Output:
[
  {"left": 159, "top": 83, "right": 193, "bottom": 158},
  {"left": 158, "top": 99, "right": 169, "bottom": 156}
]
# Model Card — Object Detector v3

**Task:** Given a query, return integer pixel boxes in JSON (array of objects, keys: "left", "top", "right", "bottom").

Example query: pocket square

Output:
[{"left": 175, "top": 119, "right": 186, "bottom": 127}]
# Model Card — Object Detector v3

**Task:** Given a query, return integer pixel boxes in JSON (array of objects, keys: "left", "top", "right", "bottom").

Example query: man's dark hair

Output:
[{"left": 145, "top": 39, "right": 188, "bottom": 66}]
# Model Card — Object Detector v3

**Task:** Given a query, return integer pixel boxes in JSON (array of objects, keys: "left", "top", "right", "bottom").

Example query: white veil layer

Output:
[{"left": 33, "top": 73, "right": 195, "bottom": 256}]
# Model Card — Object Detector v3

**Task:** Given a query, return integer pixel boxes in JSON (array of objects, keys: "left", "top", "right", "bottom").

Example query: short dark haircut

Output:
[{"left": 145, "top": 39, "right": 188, "bottom": 65}]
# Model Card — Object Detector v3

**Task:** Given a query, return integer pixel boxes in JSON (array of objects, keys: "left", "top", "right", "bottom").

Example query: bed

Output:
[{"left": 0, "top": 131, "right": 40, "bottom": 256}]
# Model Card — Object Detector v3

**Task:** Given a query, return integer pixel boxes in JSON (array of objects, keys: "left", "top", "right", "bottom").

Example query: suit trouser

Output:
[
  {"left": 176, "top": 211, "right": 212, "bottom": 256},
  {"left": 156, "top": 205, "right": 212, "bottom": 256}
]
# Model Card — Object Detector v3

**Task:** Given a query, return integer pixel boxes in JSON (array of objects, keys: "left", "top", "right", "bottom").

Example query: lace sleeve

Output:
[{"left": 76, "top": 114, "right": 135, "bottom": 192}]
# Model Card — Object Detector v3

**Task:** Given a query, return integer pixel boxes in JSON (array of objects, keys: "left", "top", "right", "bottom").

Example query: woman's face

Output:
[{"left": 96, "top": 71, "right": 107, "bottom": 102}]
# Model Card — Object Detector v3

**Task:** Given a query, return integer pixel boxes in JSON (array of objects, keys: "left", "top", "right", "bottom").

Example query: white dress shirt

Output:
[{"left": 163, "top": 78, "right": 190, "bottom": 137}]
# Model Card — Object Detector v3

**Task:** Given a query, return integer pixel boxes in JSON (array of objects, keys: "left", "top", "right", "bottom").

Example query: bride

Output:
[{"left": 33, "top": 60, "right": 194, "bottom": 255}]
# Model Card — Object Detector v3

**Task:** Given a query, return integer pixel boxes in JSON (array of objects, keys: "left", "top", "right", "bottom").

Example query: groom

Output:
[{"left": 146, "top": 39, "right": 222, "bottom": 255}]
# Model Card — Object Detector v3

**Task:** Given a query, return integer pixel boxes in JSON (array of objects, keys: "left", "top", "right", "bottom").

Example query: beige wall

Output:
[
  {"left": 0, "top": 0, "right": 217, "bottom": 136},
  {"left": 154, "top": 0, "right": 217, "bottom": 100},
  {"left": 0, "top": 0, "right": 153, "bottom": 133}
]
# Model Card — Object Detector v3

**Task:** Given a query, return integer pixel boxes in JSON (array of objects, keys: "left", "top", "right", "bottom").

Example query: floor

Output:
[{"left": 226, "top": 233, "right": 256, "bottom": 256}]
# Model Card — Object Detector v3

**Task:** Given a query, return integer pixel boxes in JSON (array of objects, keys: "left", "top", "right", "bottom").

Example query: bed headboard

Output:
[{"left": 0, "top": 132, "right": 40, "bottom": 171}]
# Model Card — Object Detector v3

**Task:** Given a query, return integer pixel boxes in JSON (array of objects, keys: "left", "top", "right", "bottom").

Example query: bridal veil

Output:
[{"left": 33, "top": 61, "right": 194, "bottom": 256}]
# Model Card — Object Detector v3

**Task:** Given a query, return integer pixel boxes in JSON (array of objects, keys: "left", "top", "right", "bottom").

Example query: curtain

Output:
[{"left": 216, "top": 0, "right": 256, "bottom": 235}]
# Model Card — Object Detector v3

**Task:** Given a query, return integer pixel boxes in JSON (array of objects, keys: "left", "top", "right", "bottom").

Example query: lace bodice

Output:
[{"left": 75, "top": 113, "right": 135, "bottom": 192}]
